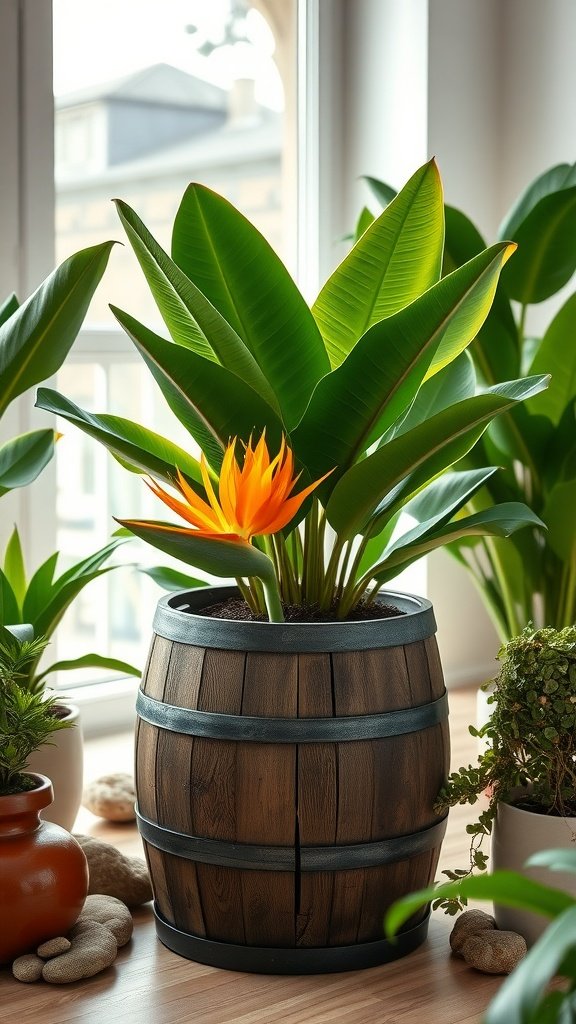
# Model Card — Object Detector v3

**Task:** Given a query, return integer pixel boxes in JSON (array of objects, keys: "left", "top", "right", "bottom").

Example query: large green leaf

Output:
[
  {"left": 3, "top": 528, "right": 26, "bottom": 609},
  {"left": 485, "top": 906, "right": 576, "bottom": 1024},
  {"left": 294, "top": 243, "right": 513, "bottom": 489},
  {"left": 541, "top": 479, "right": 576, "bottom": 562},
  {"left": 0, "top": 568, "right": 21, "bottom": 625},
  {"left": 527, "top": 292, "right": 576, "bottom": 425},
  {"left": 116, "top": 519, "right": 276, "bottom": 583},
  {"left": 372, "top": 503, "right": 544, "bottom": 585},
  {"left": 326, "top": 376, "right": 549, "bottom": 539},
  {"left": 114, "top": 200, "right": 280, "bottom": 415},
  {"left": 0, "top": 429, "right": 56, "bottom": 496},
  {"left": 20, "top": 552, "right": 59, "bottom": 625},
  {"left": 387, "top": 352, "right": 476, "bottom": 441},
  {"left": 313, "top": 159, "right": 444, "bottom": 369},
  {"left": 171, "top": 184, "right": 329, "bottom": 429},
  {"left": 36, "top": 388, "right": 204, "bottom": 489},
  {"left": 442, "top": 203, "right": 486, "bottom": 274},
  {"left": 140, "top": 565, "right": 208, "bottom": 592},
  {"left": 0, "top": 242, "right": 114, "bottom": 417},
  {"left": 35, "top": 653, "right": 141, "bottom": 685},
  {"left": 110, "top": 307, "right": 284, "bottom": 471},
  {"left": 385, "top": 870, "right": 575, "bottom": 940},
  {"left": 499, "top": 161, "right": 576, "bottom": 240},
  {"left": 501, "top": 186, "right": 576, "bottom": 303},
  {"left": 528, "top": 848, "right": 576, "bottom": 873},
  {"left": 0, "top": 293, "right": 19, "bottom": 328},
  {"left": 355, "top": 467, "right": 498, "bottom": 578},
  {"left": 363, "top": 176, "right": 397, "bottom": 209}
]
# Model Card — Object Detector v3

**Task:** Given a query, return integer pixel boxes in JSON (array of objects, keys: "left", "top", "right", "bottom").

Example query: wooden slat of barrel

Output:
[
  {"left": 137, "top": 635, "right": 176, "bottom": 926},
  {"left": 235, "top": 652, "right": 298, "bottom": 947},
  {"left": 192, "top": 648, "right": 246, "bottom": 944},
  {"left": 156, "top": 642, "right": 205, "bottom": 937},
  {"left": 296, "top": 653, "right": 337, "bottom": 947}
]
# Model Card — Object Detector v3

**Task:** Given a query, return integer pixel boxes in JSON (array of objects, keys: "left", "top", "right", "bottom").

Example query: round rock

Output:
[{"left": 82, "top": 773, "right": 136, "bottom": 822}]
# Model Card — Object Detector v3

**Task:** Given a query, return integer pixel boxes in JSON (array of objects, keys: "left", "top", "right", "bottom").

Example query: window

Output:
[{"left": 50, "top": 0, "right": 298, "bottom": 691}]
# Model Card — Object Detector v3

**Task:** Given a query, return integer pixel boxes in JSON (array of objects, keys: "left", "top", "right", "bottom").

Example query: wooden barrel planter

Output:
[{"left": 135, "top": 585, "right": 450, "bottom": 974}]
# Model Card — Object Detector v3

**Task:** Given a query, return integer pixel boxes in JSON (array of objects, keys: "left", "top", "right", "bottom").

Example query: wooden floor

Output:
[{"left": 0, "top": 688, "right": 504, "bottom": 1024}]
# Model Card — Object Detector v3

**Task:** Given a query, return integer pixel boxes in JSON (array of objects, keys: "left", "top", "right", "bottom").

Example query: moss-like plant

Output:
[
  {"left": 435, "top": 624, "right": 576, "bottom": 909},
  {"left": 0, "top": 629, "right": 74, "bottom": 795}
]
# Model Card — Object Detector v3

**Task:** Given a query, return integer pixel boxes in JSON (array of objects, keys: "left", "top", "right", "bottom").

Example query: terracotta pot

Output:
[
  {"left": 491, "top": 798, "right": 576, "bottom": 945},
  {"left": 27, "top": 702, "right": 84, "bottom": 830},
  {"left": 135, "top": 585, "right": 450, "bottom": 974},
  {"left": 0, "top": 774, "right": 88, "bottom": 963}
]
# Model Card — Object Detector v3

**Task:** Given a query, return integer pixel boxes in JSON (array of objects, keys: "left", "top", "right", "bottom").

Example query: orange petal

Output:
[{"left": 146, "top": 478, "right": 221, "bottom": 532}]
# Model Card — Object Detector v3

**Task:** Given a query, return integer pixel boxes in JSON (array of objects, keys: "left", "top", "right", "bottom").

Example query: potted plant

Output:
[
  {"left": 0, "top": 245, "right": 141, "bottom": 827},
  {"left": 37, "top": 158, "right": 548, "bottom": 972},
  {"left": 386, "top": 849, "right": 576, "bottom": 1024},
  {"left": 432, "top": 623, "right": 576, "bottom": 944},
  {"left": 0, "top": 630, "right": 88, "bottom": 964},
  {"left": 358, "top": 163, "right": 576, "bottom": 641}
]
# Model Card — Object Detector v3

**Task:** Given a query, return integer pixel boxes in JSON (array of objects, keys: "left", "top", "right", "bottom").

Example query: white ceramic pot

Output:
[
  {"left": 491, "top": 799, "right": 576, "bottom": 945},
  {"left": 27, "top": 703, "right": 84, "bottom": 831}
]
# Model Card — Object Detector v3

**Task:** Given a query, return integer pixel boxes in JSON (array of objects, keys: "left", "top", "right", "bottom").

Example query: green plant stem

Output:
[
  {"left": 303, "top": 500, "right": 320, "bottom": 605},
  {"left": 260, "top": 539, "right": 284, "bottom": 622},
  {"left": 235, "top": 577, "right": 259, "bottom": 613},
  {"left": 483, "top": 537, "right": 523, "bottom": 639},
  {"left": 273, "top": 534, "right": 299, "bottom": 605},
  {"left": 559, "top": 554, "right": 576, "bottom": 628}
]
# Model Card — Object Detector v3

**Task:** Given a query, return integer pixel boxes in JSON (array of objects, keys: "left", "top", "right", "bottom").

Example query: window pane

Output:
[{"left": 52, "top": 0, "right": 296, "bottom": 684}]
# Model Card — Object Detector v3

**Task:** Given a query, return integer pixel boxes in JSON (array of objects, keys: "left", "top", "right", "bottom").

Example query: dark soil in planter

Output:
[
  {"left": 513, "top": 797, "right": 576, "bottom": 817},
  {"left": 201, "top": 598, "right": 405, "bottom": 623}
]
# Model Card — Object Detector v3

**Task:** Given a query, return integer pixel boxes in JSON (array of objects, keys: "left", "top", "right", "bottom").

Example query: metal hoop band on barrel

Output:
[
  {"left": 153, "top": 909, "right": 431, "bottom": 973},
  {"left": 136, "top": 689, "right": 448, "bottom": 743},
  {"left": 137, "top": 810, "right": 448, "bottom": 872}
]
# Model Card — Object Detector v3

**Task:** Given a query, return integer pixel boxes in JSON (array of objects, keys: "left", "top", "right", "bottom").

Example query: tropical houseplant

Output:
[
  {"left": 431, "top": 623, "right": 576, "bottom": 942},
  {"left": 386, "top": 848, "right": 576, "bottom": 1024},
  {"left": 36, "top": 158, "right": 549, "bottom": 972},
  {"left": 0, "top": 628, "right": 88, "bottom": 964},
  {"left": 0, "top": 241, "right": 140, "bottom": 827},
  {"left": 358, "top": 162, "right": 576, "bottom": 641}
]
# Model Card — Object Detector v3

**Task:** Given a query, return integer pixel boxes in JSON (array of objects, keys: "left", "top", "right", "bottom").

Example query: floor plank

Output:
[{"left": 0, "top": 688, "right": 502, "bottom": 1023}]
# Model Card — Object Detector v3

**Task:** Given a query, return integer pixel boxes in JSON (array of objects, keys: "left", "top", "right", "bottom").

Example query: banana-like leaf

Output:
[
  {"left": 528, "top": 292, "right": 576, "bottom": 425},
  {"left": 20, "top": 552, "right": 59, "bottom": 625},
  {"left": 485, "top": 906, "right": 576, "bottom": 1024},
  {"left": 498, "top": 161, "right": 576, "bottom": 240},
  {"left": 501, "top": 186, "right": 576, "bottom": 304},
  {"left": 387, "top": 352, "right": 476, "bottom": 441},
  {"left": 371, "top": 503, "right": 545, "bottom": 585},
  {"left": 313, "top": 159, "right": 444, "bottom": 369},
  {"left": 442, "top": 204, "right": 520, "bottom": 385},
  {"left": 528, "top": 849, "right": 576, "bottom": 873},
  {"left": 3, "top": 528, "right": 26, "bottom": 609},
  {"left": 36, "top": 388, "right": 205, "bottom": 489},
  {"left": 326, "top": 375, "right": 549, "bottom": 539},
  {"left": 0, "top": 568, "right": 20, "bottom": 624},
  {"left": 385, "top": 870, "right": 575, "bottom": 940},
  {"left": 140, "top": 565, "right": 208, "bottom": 592},
  {"left": 294, "top": 243, "right": 514, "bottom": 489},
  {"left": 541, "top": 479, "right": 576, "bottom": 562},
  {"left": 363, "top": 176, "right": 397, "bottom": 209},
  {"left": 117, "top": 519, "right": 276, "bottom": 583},
  {"left": 171, "top": 183, "right": 329, "bottom": 429},
  {"left": 442, "top": 204, "right": 486, "bottom": 274},
  {"left": 353, "top": 206, "right": 375, "bottom": 241},
  {"left": 31, "top": 566, "right": 122, "bottom": 640},
  {"left": 0, "top": 293, "right": 19, "bottom": 328},
  {"left": 114, "top": 200, "right": 280, "bottom": 414},
  {"left": 0, "top": 429, "right": 56, "bottom": 496},
  {"left": 0, "top": 241, "right": 114, "bottom": 417},
  {"left": 401, "top": 467, "right": 500, "bottom": 526},
  {"left": 35, "top": 653, "right": 141, "bottom": 685},
  {"left": 111, "top": 306, "right": 284, "bottom": 471}
]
